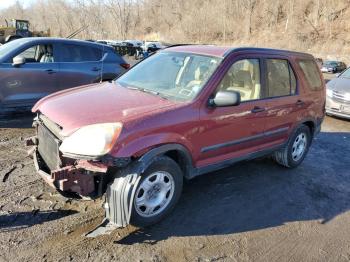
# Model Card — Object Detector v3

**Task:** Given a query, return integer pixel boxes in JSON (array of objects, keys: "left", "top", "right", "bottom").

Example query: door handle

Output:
[
  {"left": 92, "top": 67, "right": 101, "bottom": 72},
  {"left": 251, "top": 106, "right": 265, "bottom": 113},
  {"left": 296, "top": 100, "right": 305, "bottom": 106}
]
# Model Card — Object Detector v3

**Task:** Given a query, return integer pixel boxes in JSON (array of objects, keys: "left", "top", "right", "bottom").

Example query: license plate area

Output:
[{"left": 38, "top": 124, "right": 61, "bottom": 171}]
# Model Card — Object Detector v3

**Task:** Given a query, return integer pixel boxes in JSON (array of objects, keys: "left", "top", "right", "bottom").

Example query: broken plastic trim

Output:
[
  {"left": 105, "top": 173, "right": 141, "bottom": 227},
  {"left": 85, "top": 173, "right": 141, "bottom": 237}
]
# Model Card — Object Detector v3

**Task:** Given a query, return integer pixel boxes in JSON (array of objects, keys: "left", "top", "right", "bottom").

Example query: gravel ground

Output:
[
  {"left": 0, "top": 73, "right": 349, "bottom": 262},
  {"left": 0, "top": 115, "right": 349, "bottom": 262}
]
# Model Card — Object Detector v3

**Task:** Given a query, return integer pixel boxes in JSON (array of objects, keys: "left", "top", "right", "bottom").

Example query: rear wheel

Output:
[
  {"left": 273, "top": 124, "right": 311, "bottom": 168},
  {"left": 130, "top": 156, "right": 183, "bottom": 227}
]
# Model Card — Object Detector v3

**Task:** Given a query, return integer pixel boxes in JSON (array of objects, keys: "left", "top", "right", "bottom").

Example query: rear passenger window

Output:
[
  {"left": 266, "top": 59, "right": 296, "bottom": 97},
  {"left": 298, "top": 60, "right": 322, "bottom": 90},
  {"left": 60, "top": 44, "right": 102, "bottom": 62}
]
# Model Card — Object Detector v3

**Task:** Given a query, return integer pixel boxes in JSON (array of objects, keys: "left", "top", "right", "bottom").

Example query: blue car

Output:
[{"left": 0, "top": 37, "right": 129, "bottom": 114}]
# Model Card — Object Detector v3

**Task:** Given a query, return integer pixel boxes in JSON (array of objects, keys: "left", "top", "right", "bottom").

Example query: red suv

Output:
[{"left": 28, "top": 46, "right": 325, "bottom": 228}]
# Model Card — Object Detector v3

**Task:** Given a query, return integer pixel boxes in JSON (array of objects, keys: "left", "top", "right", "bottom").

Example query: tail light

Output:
[{"left": 120, "top": 63, "right": 130, "bottom": 70}]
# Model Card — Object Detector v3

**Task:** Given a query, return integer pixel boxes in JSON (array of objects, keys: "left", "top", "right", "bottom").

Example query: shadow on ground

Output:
[
  {"left": 116, "top": 131, "right": 350, "bottom": 245},
  {"left": 0, "top": 210, "right": 78, "bottom": 232}
]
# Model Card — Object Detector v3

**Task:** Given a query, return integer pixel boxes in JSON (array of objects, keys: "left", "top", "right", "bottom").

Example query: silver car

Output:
[{"left": 326, "top": 68, "right": 350, "bottom": 119}]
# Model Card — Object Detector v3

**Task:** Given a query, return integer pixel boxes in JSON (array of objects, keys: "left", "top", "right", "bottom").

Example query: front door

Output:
[
  {"left": 0, "top": 42, "right": 59, "bottom": 111},
  {"left": 196, "top": 58, "right": 268, "bottom": 168}
]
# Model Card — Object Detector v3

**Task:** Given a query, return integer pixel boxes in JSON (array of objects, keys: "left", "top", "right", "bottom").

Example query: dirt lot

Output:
[{"left": 0, "top": 76, "right": 349, "bottom": 262}]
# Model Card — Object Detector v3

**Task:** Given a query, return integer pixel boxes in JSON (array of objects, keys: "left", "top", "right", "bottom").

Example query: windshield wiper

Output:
[{"left": 123, "top": 85, "right": 170, "bottom": 100}]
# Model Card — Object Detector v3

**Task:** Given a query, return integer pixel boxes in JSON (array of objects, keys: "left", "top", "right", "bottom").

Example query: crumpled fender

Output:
[{"left": 87, "top": 143, "right": 194, "bottom": 235}]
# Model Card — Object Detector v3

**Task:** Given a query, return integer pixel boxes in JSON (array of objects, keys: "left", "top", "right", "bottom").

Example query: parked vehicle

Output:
[
  {"left": 135, "top": 41, "right": 164, "bottom": 60},
  {"left": 326, "top": 67, "right": 350, "bottom": 119},
  {"left": 28, "top": 46, "right": 325, "bottom": 228},
  {"left": 321, "top": 60, "right": 346, "bottom": 73},
  {"left": 0, "top": 37, "right": 129, "bottom": 114},
  {"left": 142, "top": 41, "right": 163, "bottom": 52},
  {"left": 124, "top": 40, "right": 143, "bottom": 47}
]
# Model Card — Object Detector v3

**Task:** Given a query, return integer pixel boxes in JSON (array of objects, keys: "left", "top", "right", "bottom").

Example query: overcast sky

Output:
[{"left": 0, "top": 0, "right": 35, "bottom": 9}]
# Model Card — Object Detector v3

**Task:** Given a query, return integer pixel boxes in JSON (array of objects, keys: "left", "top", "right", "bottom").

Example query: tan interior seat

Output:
[
  {"left": 186, "top": 65, "right": 209, "bottom": 88},
  {"left": 226, "top": 70, "right": 253, "bottom": 100}
]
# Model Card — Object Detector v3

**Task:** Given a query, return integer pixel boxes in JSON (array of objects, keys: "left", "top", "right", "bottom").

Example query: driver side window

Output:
[
  {"left": 217, "top": 59, "right": 261, "bottom": 102},
  {"left": 15, "top": 44, "right": 54, "bottom": 63}
]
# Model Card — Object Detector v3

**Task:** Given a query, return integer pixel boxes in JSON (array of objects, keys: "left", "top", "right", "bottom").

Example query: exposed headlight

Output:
[
  {"left": 326, "top": 89, "right": 333, "bottom": 98},
  {"left": 59, "top": 123, "right": 123, "bottom": 157}
]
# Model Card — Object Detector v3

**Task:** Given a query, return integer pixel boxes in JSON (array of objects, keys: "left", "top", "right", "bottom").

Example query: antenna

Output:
[
  {"left": 100, "top": 44, "right": 105, "bottom": 83},
  {"left": 66, "top": 25, "right": 88, "bottom": 39}
]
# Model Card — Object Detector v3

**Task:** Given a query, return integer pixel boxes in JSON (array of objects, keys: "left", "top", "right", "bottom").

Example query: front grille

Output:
[
  {"left": 37, "top": 124, "right": 61, "bottom": 171},
  {"left": 0, "top": 30, "right": 4, "bottom": 36},
  {"left": 333, "top": 91, "right": 350, "bottom": 104}
]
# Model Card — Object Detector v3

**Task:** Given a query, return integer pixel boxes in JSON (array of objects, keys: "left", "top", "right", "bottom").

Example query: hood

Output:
[
  {"left": 33, "top": 82, "right": 177, "bottom": 136},
  {"left": 327, "top": 77, "right": 350, "bottom": 93}
]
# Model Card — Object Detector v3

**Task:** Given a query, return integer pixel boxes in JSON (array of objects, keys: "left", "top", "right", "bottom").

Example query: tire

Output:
[
  {"left": 130, "top": 156, "right": 183, "bottom": 227},
  {"left": 273, "top": 124, "right": 311, "bottom": 168}
]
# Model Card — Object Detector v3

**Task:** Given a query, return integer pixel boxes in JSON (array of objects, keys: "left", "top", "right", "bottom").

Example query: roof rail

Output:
[
  {"left": 164, "top": 43, "right": 214, "bottom": 49},
  {"left": 223, "top": 47, "right": 313, "bottom": 58},
  {"left": 163, "top": 44, "right": 196, "bottom": 49}
]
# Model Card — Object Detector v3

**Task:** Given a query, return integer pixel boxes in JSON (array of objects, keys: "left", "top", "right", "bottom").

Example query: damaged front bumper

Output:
[
  {"left": 26, "top": 136, "right": 110, "bottom": 198},
  {"left": 26, "top": 115, "right": 141, "bottom": 231},
  {"left": 27, "top": 137, "right": 142, "bottom": 233}
]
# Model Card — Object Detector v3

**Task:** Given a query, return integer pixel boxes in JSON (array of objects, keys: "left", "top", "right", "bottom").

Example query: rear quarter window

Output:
[{"left": 298, "top": 59, "right": 323, "bottom": 90}]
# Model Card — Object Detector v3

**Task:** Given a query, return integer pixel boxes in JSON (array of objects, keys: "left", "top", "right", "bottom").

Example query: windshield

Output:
[
  {"left": 0, "top": 40, "right": 27, "bottom": 60},
  {"left": 324, "top": 61, "right": 337, "bottom": 66},
  {"left": 16, "top": 21, "right": 29, "bottom": 30},
  {"left": 340, "top": 67, "right": 350, "bottom": 78},
  {"left": 116, "top": 51, "right": 222, "bottom": 102}
]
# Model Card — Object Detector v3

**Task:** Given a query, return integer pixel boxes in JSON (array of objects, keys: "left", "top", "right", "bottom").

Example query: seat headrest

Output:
[{"left": 194, "top": 65, "right": 209, "bottom": 81}]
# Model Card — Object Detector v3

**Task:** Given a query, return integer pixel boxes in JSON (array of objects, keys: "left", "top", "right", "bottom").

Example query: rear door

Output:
[
  {"left": 57, "top": 43, "right": 103, "bottom": 90},
  {"left": 0, "top": 42, "right": 59, "bottom": 110},
  {"left": 260, "top": 57, "right": 300, "bottom": 149}
]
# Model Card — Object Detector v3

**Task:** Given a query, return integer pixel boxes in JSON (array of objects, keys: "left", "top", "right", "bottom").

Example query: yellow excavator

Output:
[{"left": 0, "top": 19, "right": 50, "bottom": 44}]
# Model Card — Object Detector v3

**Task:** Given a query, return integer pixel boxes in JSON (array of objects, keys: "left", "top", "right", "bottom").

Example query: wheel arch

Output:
[
  {"left": 301, "top": 120, "right": 316, "bottom": 137},
  {"left": 136, "top": 143, "right": 195, "bottom": 179}
]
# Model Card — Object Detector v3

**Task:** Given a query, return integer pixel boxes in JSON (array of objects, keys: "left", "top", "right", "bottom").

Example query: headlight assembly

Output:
[
  {"left": 59, "top": 123, "right": 123, "bottom": 157},
  {"left": 326, "top": 89, "right": 333, "bottom": 98}
]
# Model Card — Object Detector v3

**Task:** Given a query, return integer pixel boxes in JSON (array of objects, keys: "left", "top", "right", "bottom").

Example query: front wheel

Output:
[
  {"left": 273, "top": 125, "right": 311, "bottom": 168},
  {"left": 130, "top": 156, "right": 183, "bottom": 227}
]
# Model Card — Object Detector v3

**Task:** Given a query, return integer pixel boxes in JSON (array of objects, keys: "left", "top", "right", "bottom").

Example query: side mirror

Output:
[
  {"left": 209, "top": 90, "right": 241, "bottom": 107},
  {"left": 12, "top": 56, "right": 26, "bottom": 67}
]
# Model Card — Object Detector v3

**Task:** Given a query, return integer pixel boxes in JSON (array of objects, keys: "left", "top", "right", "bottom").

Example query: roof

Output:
[
  {"left": 165, "top": 45, "right": 231, "bottom": 57},
  {"left": 165, "top": 45, "right": 313, "bottom": 59},
  {"left": 14, "top": 37, "right": 111, "bottom": 49}
]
